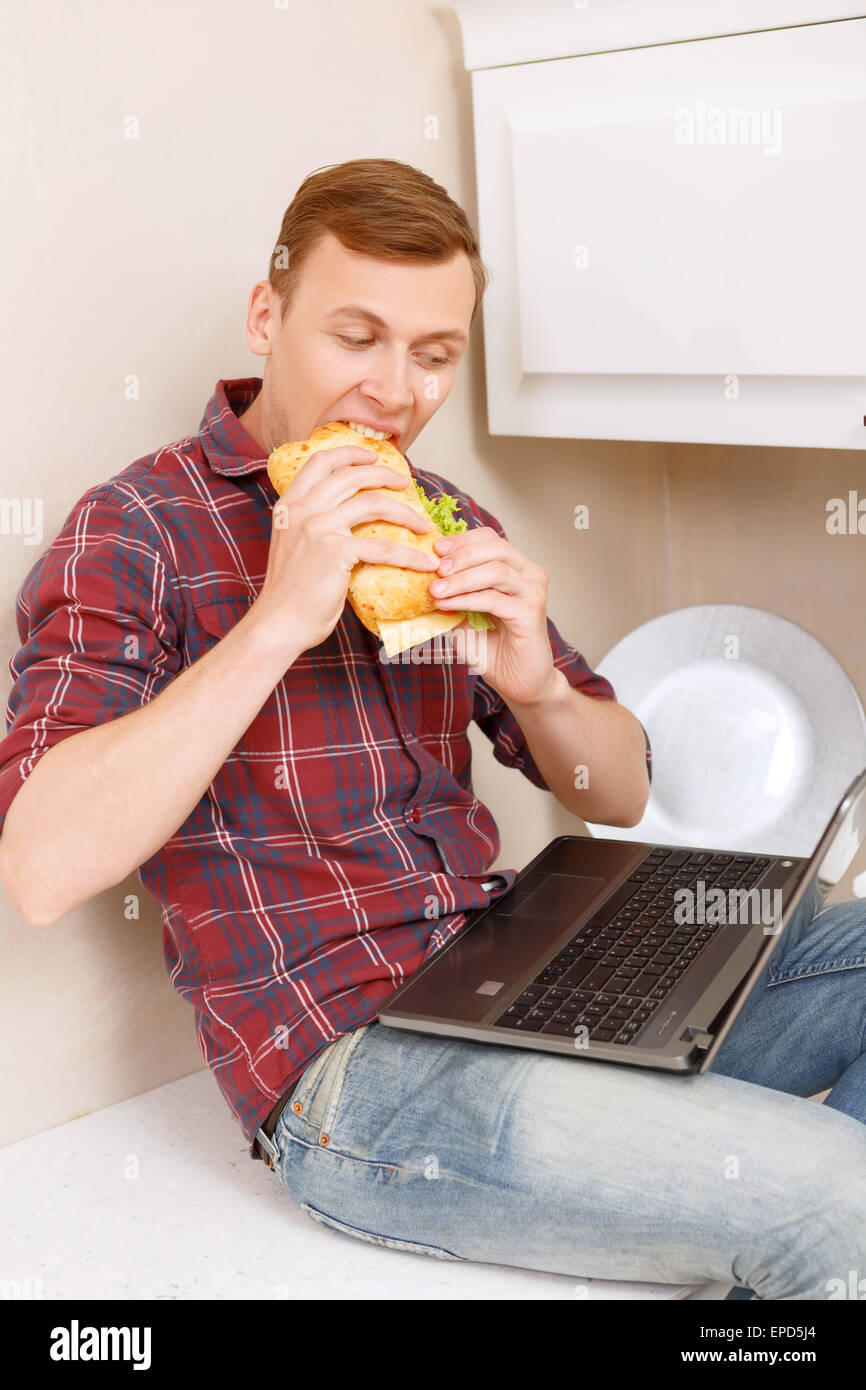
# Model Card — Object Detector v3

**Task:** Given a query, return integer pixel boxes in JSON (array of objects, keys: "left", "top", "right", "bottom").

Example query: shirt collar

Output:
[{"left": 199, "top": 378, "right": 270, "bottom": 478}]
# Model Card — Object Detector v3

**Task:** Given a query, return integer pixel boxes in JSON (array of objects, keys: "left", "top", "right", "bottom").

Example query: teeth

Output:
[{"left": 346, "top": 421, "right": 391, "bottom": 440}]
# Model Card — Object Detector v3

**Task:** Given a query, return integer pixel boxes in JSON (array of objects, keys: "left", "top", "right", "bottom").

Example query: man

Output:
[{"left": 1, "top": 159, "right": 864, "bottom": 1299}]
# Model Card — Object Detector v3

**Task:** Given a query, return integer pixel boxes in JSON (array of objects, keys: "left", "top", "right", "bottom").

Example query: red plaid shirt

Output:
[{"left": 0, "top": 378, "right": 651, "bottom": 1159}]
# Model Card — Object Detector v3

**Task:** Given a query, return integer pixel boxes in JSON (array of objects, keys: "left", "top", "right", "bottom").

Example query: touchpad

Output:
[{"left": 505, "top": 871, "right": 608, "bottom": 922}]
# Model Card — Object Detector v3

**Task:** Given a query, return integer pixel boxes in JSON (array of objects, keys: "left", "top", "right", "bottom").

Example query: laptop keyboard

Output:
[{"left": 493, "top": 848, "right": 771, "bottom": 1046}]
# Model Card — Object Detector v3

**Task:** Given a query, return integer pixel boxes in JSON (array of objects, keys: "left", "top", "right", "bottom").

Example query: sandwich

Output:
[{"left": 267, "top": 421, "right": 495, "bottom": 657}]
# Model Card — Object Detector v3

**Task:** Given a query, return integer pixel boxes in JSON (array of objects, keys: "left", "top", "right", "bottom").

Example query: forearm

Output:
[
  {"left": 0, "top": 609, "right": 302, "bottom": 927},
  {"left": 507, "top": 668, "right": 650, "bottom": 827}
]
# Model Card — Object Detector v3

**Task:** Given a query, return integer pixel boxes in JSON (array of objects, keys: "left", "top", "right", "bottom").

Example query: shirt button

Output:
[{"left": 410, "top": 807, "right": 421, "bottom": 823}]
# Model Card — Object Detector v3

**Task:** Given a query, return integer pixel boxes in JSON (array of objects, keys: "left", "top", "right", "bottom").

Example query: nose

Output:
[{"left": 360, "top": 346, "right": 414, "bottom": 417}]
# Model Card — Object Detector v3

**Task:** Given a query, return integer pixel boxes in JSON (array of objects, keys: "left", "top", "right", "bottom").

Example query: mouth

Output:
[{"left": 334, "top": 418, "right": 399, "bottom": 443}]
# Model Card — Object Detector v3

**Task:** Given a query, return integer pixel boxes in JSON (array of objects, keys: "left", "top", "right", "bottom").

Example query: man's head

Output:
[{"left": 239, "top": 158, "right": 490, "bottom": 456}]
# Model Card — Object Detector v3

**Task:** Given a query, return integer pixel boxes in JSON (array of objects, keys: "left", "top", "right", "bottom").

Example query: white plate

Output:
[{"left": 584, "top": 604, "right": 866, "bottom": 857}]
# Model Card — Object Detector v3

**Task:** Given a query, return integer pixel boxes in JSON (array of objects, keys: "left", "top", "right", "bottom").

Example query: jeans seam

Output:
[
  {"left": 319, "top": 1026, "right": 369, "bottom": 1139},
  {"left": 768, "top": 956, "right": 866, "bottom": 985},
  {"left": 298, "top": 1199, "right": 466, "bottom": 1261},
  {"left": 280, "top": 1126, "right": 493, "bottom": 1192}
]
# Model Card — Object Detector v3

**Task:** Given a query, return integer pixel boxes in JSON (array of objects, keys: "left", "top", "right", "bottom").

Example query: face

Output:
[{"left": 238, "top": 230, "right": 475, "bottom": 456}]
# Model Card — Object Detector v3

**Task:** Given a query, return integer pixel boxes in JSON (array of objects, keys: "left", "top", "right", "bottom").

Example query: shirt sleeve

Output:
[
  {"left": 410, "top": 466, "right": 654, "bottom": 794},
  {"left": 0, "top": 485, "right": 184, "bottom": 835}
]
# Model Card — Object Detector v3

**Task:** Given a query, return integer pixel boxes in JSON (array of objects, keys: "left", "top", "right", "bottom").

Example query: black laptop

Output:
[{"left": 378, "top": 768, "right": 866, "bottom": 1074}]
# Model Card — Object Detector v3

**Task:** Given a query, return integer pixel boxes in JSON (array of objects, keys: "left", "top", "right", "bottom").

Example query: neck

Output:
[{"left": 237, "top": 392, "right": 272, "bottom": 455}]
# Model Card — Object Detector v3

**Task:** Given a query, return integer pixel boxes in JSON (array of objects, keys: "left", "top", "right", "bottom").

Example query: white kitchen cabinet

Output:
[{"left": 453, "top": 1, "right": 866, "bottom": 448}]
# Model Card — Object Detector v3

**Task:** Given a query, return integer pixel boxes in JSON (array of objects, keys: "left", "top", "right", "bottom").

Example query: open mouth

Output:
[{"left": 338, "top": 419, "right": 397, "bottom": 443}]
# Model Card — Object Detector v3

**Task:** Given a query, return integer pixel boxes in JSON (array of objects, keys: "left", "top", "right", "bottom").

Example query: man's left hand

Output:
[{"left": 429, "top": 527, "right": 560, "bottom": 707}]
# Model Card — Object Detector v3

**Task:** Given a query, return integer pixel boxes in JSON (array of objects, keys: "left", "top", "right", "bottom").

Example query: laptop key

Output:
[
  {"left": 585, "top": 879, "right": 645, "bottom": 927},
  {"left": 581, "top": 965, "right": 617, "bottom": 991},
  {"left": 514, "top": 986, "right": 546, "bottom": 1003},
  {"left": 627, "top": 974, "right": 659, "bottom": 995},
  {"left": 608, "top": 975, "right": 639, "bottom": 993},
  {"left": 558, "top": 959, "right": 597, "bottom": 988}
]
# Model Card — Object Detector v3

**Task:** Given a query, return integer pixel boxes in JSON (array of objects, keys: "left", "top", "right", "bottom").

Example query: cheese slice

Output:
[{"left": 378, "top": 611, "right": 465, "bottom": 658}]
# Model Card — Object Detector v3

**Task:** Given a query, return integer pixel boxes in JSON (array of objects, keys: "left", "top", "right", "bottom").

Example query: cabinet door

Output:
[{"left": 471, "top": 19, "right": 866, "bottom": 447}]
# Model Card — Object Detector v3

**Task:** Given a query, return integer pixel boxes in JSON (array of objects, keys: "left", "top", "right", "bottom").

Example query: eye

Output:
[{"left": 337, "top": 335, "right": 452, "bottom": 367}]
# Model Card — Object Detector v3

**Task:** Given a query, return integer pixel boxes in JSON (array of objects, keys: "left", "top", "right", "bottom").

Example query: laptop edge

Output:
[{"left": 377, "top": 768, "right": 866, "bottom": 1076}]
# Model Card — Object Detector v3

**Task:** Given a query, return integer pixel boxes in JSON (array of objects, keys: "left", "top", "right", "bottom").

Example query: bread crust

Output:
[{"left": 267, "top": 422, "right": 446, "bottom": 636}]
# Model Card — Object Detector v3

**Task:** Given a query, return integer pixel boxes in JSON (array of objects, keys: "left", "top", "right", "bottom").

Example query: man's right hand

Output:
[{"left": 251, "top": 444, "right": 439, "bottom": 658}]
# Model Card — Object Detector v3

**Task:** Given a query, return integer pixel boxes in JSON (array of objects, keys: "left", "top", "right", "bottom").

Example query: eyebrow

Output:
[{"left": 324, "top": 303, "right": 468, "bottom": 347}]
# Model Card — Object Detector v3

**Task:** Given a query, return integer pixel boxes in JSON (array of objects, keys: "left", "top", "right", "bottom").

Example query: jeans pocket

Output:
[
  {"left": 277, "top": 1026, "right": 372, "bottom": 1151},
  {"left": 298, "top": 1200, "right": 466, "bottom": 1261}
]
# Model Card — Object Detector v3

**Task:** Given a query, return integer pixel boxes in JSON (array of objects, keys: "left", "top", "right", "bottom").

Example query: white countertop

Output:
[{"left": 1, "top": 1068, "right": 730, "bottom": 1300}]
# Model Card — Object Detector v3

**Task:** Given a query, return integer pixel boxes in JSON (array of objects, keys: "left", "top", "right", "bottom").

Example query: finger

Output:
[
  {"left": 280, "top": 445, "right": 380, "bottom": 499},
  {"left": 429, "top": 559, "right": 534, "bottom": 600},
  {"left": 340, "top": 491, "right": 433, "bottom": 535},
  {"left": 354, "top": 538, "right": 441, "bottom": 571},
  {"left": 434, "top": 530, "right": 535, "bottom": 577},
  {"left": 432, "top": 587, "right": 521, "bottom": 622},
  {"left": 311, "top": 464, "right": 418, "bottom": 513}
]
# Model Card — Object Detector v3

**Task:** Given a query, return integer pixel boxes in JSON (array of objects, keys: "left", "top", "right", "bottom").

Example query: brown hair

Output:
[{"left": 268, "top": 157, "right": 490, "bottom": 326}]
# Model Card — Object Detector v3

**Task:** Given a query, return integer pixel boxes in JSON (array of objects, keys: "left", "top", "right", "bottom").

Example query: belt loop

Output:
[
  {"left": 480, "top": 874, "right": 509, "bottom": 893},
  {"left": 255, "top": 1126, "right": 280, "bottom": 1168}
]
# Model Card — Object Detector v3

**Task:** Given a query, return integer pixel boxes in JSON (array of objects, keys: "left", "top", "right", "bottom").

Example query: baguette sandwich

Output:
[{"left": 267, "top": 421, "right": 494, "bottom": 657}]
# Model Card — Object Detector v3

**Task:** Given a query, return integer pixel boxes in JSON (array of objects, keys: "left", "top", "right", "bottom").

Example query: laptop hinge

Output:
[{"left": 681, "top": 1026, "right": 714, "bottom": 1050}]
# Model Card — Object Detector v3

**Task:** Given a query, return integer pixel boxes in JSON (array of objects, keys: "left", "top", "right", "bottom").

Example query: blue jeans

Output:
[{"left": 269, "top": 898, "right": 866, "bottom": 1299}]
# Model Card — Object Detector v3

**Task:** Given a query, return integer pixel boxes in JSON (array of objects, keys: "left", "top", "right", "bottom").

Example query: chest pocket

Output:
[
  {"left": 189, "top": 593, "right": 290, "bottom": 763},
  {"left": 190, "top": 593, "right": 254, "bottom": 652},
  {"left": 416, "top": 641, "right": 477, "bottom": 737}
]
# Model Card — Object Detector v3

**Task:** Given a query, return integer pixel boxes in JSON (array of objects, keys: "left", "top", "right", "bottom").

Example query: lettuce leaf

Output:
[{"left": 414, "top": 483, "right": 496, "bottom": 631}]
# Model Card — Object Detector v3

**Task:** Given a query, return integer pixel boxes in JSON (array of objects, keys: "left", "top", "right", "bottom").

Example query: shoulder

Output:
[
  {"left": 47, "top": 432, "right": 216, "bottom": 579},
  {"left": 18, "top": 435, "right": 211, "bottom": 619},
  {"left": 72, "top": 431, "right": 205, "bottom": 521}
]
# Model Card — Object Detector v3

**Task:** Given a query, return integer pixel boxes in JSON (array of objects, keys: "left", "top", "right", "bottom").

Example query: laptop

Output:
[{"left": 378, "top": 767, "right": 866, "bottom": 1074}]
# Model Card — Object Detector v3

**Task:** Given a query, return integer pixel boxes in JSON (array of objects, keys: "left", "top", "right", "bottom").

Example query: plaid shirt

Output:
[{"left": 0, "top": 378, "right": 651, "bottom": 1160}]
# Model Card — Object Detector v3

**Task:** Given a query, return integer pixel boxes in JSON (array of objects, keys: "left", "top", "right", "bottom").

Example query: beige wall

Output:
[{"left": 1, "top": 0, "right": 863, "bottom": 1148}]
